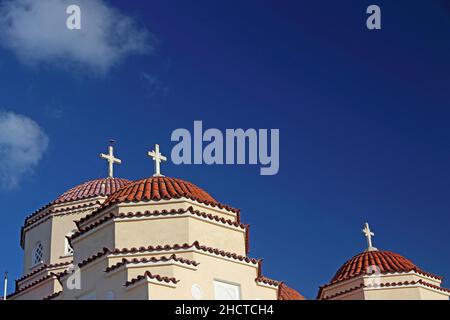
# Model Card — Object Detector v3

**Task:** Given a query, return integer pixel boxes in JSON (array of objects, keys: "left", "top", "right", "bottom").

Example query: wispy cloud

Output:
[
  {"left": 0, "top": 112, "right": 49, "bottom": 189},
  {"left": 140, "top": 72, "right": 169, "bottom": 98},
  {"left": 0, "top": 0, "right": 153, "bottom": 74}
]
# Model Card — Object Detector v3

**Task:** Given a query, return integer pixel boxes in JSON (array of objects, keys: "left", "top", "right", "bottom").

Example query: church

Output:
[
  {"left": 7, "top": 143, "right": 303, "bottom": 300},
  {"left": 5, "top": 142, "right": 449, "bottom": 300}
]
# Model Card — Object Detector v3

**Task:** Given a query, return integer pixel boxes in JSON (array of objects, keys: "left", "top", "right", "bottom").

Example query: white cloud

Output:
[
  {"left": 0, "top": 0, "right": 152, "bottom": 73},
  {"left": 140, "top": 72, "right": 169, "bottom": 98},
  {"left": 0, "top": 112, "right": 49, "bottom": 189}
]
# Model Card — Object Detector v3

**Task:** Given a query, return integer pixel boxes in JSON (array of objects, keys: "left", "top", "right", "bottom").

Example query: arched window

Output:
[
  {"left": 32, "top": 242, "right": 44, "bottom": 266},
  {"left": 64, "top": 230, "right": 76, "bottom": 255}
]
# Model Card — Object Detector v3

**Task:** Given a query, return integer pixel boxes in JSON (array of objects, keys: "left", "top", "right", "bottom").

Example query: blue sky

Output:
[{"left": 0, "top": 0, "right": 450, "bottom": 299}]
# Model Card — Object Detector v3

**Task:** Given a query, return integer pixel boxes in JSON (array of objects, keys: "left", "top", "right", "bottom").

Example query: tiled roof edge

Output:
[
  {"left": 105, "top": 254, "right": 199, "bottom": 273},
  {"left": 16, "top": 261, "right": 72, "bottom": 285},
  {"left": 124, "top": 271, "right": 179, "bottom": 287},
  {"left": 71, "top": 207, "right": 246, "bottom": 242}
]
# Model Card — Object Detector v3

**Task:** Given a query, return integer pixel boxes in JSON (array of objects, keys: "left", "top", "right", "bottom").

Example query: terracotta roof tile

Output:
[
  {"left": 22, "top": 177, "right": 131, "bottom": 236},
  {"left": 256, "top": 276, "right": 280, "bottom": 286},
  {"left": 60, "top": 242, "right": 258, "bottom": 282},
  {"left": 416, "top": 279, "right": 450, "bottom": 293},
  {"left": 7, "top": 273, "right": 59, "bottom": 299},
  {"left": 15, "top": 261, "right": 72, "bottom": 285},
  {"left": 99, "top": 176, "right": 239, "bottom": 213},
  {"left": 317, "top": 250, "right": 445, "bottom": 299},
  {"left": 319, "top": 283, "right": 364, "bottom": 300},
  {"left": 330, "top": 250, "right": 443, "bottom": 284},
  {"left": 278, "top": 283, "right": 305, "bottom": 300},
  {"left": 124, "top": 271, "right": 179, "bottom": 287},
  {"left": 105, "top": 254, "right": 199, "bottom": 273},
  {"left": 111, "top": 241, "right": 259, "bottom": 265},
  {"left": 72, "top": 207, "right": 247, "bottom": 244},
  {"left": 53, "top": 178, "right": 131, "bottom": 204}
]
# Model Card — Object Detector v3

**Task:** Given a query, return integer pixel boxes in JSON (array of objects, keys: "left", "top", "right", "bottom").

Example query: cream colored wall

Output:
[
  {"left": 72, "top": 221, "right": 115, "bottom": 264},
  {"left": 176, "top": 251, "right": 276, "bottom": 300},
  {"left": 78, "top": 199, "right": 238, "bottom": 231},
  {"left": 22, "top": 198, "right": 104, "bottom": 272},
  {"left": 333, "top": 290, "right": 365, "bottom": 300},
  {"left": 364, "top": 286, "right": 420, "bottom": 300},
  {"left": 115, "top": 215, "right": 246, "bottom": 255},
  {"left": 320, "top": 277, "right": 364, "bottom": 300},
  {"left": 417, "top": 287, "right": 449, "bottom": 300},
  {"left": 12, "top": 277, "right": 61, "bottom": 300},
  {"left": 22, "top": 217, "right": 52, "bottom": 273},
  {"left": 59, "top": 257, "right": 118, "bottom": 300},
  {"left": 188, "top": 218, "right": 246, "bottom": 255},
  {"left": 115, "top": 217, "right": 190, "bottom": 250},
  {"left": 58, "top": 248, "right": 277, "bottom": 300},
  {"left": 18, "top": 265, "right": 68, "bottom": 289},
  {"left": 58, "top": 254, "right": 175, "bottom": 300},
  {"left": 116, "top": 199, "right": 238, "bottom": 223},
  {"left": 50, "top": 212, "right": 85, "bottom": 262},
  {"left": 363, "top": 272, "right": 442, "bottom": 287}
]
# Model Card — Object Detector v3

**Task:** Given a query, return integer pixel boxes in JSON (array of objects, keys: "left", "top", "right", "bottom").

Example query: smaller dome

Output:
[
  {"left": 101, "top": 176, "right": 238, "bottom": 212},
  {"left": 53, "top": 177, "right": 131, "bottom": 204},
  {"left": 330, "top": 250, "right": 441, "bottom": 284},
  {"left": 21, "top": 177, "right": 132, "bottom": 248}
]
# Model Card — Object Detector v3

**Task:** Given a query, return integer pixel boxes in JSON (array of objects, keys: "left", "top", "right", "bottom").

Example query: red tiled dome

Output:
[
  {"left": 330, "top": 250, "right": 441, "bottom": 284},
  {"left": 53, "top": 177, "right": 131, "bottom": 204},
  {"left": 101, "top": 176, "right": 238, "bottom": 212}
]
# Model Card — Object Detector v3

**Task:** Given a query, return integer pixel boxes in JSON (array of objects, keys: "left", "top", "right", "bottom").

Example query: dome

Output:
[
  {"left": 53, "top": 177, "right": 131, "bottom": 204},
  {"left": 21, "top": 177, "right": 132, "bottom": 248},
  {"left": 24, "top": 177, "right": 130, "bottom": 223},
  {"left": 101, "top": 176, "right": 238, "bottom": 212},
  {"left": 330, "top": 250, "right": 442, "bottom": 284}
]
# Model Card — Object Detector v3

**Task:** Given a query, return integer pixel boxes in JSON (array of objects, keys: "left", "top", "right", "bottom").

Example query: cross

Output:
[
  {"left": 362, "top": 222, "right": 377, "bottom": 251},
  {"left": 147, "top": 144, "right": 167, "bottom": 177},
  {"left": 100, "top": 140, "right": 122, "bottom": 178}
]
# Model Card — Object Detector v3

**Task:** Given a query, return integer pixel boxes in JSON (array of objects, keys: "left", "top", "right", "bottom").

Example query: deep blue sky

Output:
[{"left": 1, "top": 0, "right": 450, "bottom": 299}]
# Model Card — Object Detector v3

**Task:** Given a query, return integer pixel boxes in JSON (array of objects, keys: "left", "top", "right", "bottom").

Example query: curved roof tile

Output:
[{"left": 100, "top": 176, "right": 238, "bottom": 213}]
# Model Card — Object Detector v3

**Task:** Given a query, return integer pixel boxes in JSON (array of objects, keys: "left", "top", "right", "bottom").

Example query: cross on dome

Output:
[
  {"left": 362, "top": 222, "right": 377, "bottom": 252},
  {"left": 100, "top": 140, "right": 122, "bottom": 178},
  {"left": 147, "top": 144, "right": 167, "bottom": 177}
]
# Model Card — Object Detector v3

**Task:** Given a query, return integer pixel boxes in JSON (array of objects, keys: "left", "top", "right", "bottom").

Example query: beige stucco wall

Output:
[
  {"left": 22, "top": 217, "right": 53, "bottom": 273},
  {"left": 12, "top": 277, "right": 61, "bottom": 300},
  {"left": 58, "top": 248, "right": 277, "bottom": 300},
  {"left": 73, "top": 212, "right": 247, "bottom": 265},
  {"left": 114, "top": 215, "right": 246, "bottom": 255},
  {"left": 17, "top": 265, "right": 68, "bottom": 289},
  {"left": 78, "top": 199, "right": 239, "bottom": 230},
  {"left": 116, "top": 199, "right": 238, "bottom": 223},
  {"left": 22, "top": 198, "right": 104, "bottom": 272},
  {"left": 72, "top": 221, "right": 115, "bottom": 264}
]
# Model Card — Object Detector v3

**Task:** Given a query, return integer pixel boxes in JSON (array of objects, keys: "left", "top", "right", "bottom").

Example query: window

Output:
[
  {"left": 32, "top": 242, "right": 44, "bottom": 266},
  {"left": 214, "top": 280, "right": 241, "bottom": 300},
  {"left": 64, "top": 230, "right": 76, "bottom": 255}
]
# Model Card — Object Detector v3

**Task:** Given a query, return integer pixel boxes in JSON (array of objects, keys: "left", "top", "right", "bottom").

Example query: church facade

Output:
[
  {"left": 6, "top": 143, "right": 449, "bottom": 300},
  {"left": 8, "top": 144, "right": 303, "bottom": 300}
]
